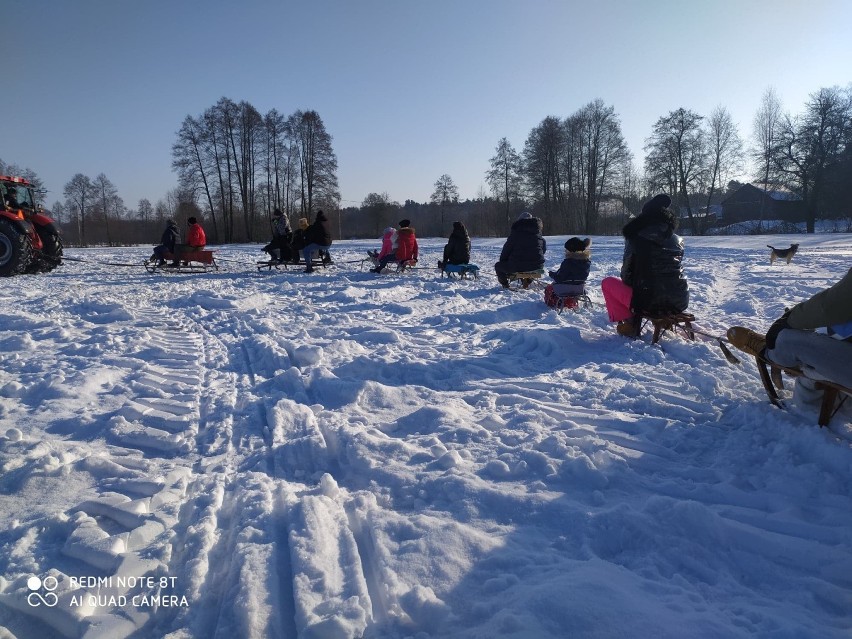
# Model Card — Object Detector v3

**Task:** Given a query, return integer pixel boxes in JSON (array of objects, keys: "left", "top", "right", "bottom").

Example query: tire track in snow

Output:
[{"left": 158, "top": 309, "right": 303, "bottom": 638}]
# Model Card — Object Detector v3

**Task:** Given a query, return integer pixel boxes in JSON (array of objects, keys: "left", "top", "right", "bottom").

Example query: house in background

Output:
[{"left": 721, "top": 184, "right": 806, "bottom": 224}]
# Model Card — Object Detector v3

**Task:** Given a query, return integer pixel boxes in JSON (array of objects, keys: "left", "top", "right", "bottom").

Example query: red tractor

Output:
[{"left": 0, "top": 175, "right": 63, "bottom": 276}]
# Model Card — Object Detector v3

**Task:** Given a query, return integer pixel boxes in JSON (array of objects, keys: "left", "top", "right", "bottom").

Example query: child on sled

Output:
[
  {"left": 368, "top": 226, "right": 397, "bottom": 267},
  {"left": 544, "top": 237, "right": 591, "bottom": 309}
]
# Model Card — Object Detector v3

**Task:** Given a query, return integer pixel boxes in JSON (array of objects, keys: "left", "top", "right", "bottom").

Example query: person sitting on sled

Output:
[
  {"left": 494, "top": 212, "right": 546, "bottom": 288},
  {"left": 263, "top": 208, "right": 293, "bottom": 263},
  {"left": 548, "top": 237, "right": 591, "bottom": 297},
  {"left": 169, "top": 216, "right": 206, "bottom": 266},
  {"left": 601, "top": 193, "right": 689, "bottom": 337},
  {"left": 372, "top": 219, "right": 418, "bottom": 273},
  {"left": 438, "top": 221, "right": 471, "bottom": 271},
  {"left": 151, "top": 219, "right": 180, "bottom": 266},
  {"left": 729, "top": 268, "right": 852, "bottom": 410},
  {"left": 368, "top": 226, "right": 398, "bottom": 267},
  {"left": 302, "top": 210, "right": 333, "bottom": 273},
  {"left": 291, "top": 218, "right": 309, "bottom": 263}
]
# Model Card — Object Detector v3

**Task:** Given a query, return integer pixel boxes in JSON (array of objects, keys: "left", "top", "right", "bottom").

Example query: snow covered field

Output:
[{"left": 0, "top": 232, "right": 851, "bottom": 639}]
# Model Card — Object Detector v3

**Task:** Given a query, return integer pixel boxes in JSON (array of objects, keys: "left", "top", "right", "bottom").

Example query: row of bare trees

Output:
[
  {"left": 643, "top": 106, "right": 744, "bottom": 235},
  {"left": 482, "top": 99, "right": 635, "bottom": 236},
  {"left": 643, "top": 86, "right": 852, "bottom": 235},
  {"left": 6, "top": 84, "right": 849, "bottom": 246},
  {"left": 356, "top": 85, "right": 848, "bottom": 238},
  {"left": 172, "top": 98, "right": 340, "bottom": 243}
]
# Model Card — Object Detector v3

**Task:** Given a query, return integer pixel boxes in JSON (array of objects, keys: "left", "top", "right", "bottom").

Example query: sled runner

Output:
[
  {"left": 543, "top": 284, "right": 592, "bottom": 313},
  {"left": 508, "top": 269, "right": 545, "bottom": 289},
  {"left": 361, "top": 257, "right": 417, "bottom": 273},
  {"left": 636, "top": 311, "right": 696, "bottom": 344},
  {"left": 726, "top": 327, "right": 850, "bottom": 427},
  {"left": 145, "top": 250, "right": 218, "bottom": 273},
  {"left": 752, "top": 356, "right": 849, "bottom": 427},
  {"left": 257, "top": 255, "right": 332, "bottom": 272},
  {"left": 440, "top": 263, "right": 479, "bottom": 279}
]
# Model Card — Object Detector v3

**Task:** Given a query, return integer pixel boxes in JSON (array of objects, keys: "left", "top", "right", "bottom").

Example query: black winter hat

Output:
[
  {"left": 641, "top": 194, "right": 672, "bottom": 215},
  {"left": 188, "top": 216, "right": 197, "bottom": 224},
  {"left": 399, "top": 219, "right": 411, "bottom": 228},
  {"left": 564, "top": 237, "right": 591, "bottom": 252},
  {"left": 273, "top": 208, "right": 283, "bottom": 217}
]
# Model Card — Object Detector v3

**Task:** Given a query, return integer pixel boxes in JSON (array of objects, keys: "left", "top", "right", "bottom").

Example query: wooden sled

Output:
[
  {"left": 753, "top": 356, "right": 850, "bottom": 427},
  {"left": 508, "top": 269, "right": 545, "bottom": 289},
  {"left": 145, "top": 249, "right": 218, "bottom": 273},
  {"left": 636, "top": 311, "right": 696, "bottom": 344},
  {"left": 257, "top": 256, "right": 331, "bottom": 271}
]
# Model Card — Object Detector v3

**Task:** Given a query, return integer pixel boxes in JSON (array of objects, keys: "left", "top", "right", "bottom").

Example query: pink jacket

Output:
[{"left": 378, "top": 227, "right": 397, "bottom": 260}]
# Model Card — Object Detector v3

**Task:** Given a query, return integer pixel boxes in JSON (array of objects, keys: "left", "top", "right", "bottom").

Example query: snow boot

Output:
[
  {"left": 727, "top": 326, "right": 767, "bottom": 357},
  {"left": 617, "top": 316, "right": 641, "bottom": 338}
]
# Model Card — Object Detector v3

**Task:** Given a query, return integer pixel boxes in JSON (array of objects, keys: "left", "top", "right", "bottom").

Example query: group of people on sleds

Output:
[
  {"left": 490, "top": 194, "right": 851, "bottom": 420},
  {"left": 153, "top": 195, "right": 851, "bottom": 421},
  {"left": 151, "top": 217, "right": 207, "bottom": 267},
  {"left": 262, "top": 209, "right": 333, "bottom": 272}
]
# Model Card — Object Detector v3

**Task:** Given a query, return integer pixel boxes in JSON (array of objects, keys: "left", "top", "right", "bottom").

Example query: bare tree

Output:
[
  {"left": 523, "top": 116, "right": 566, "bottom": 229},
  {"left": 231, "top": 101, "right": 263, "bottom": 240},
  {"left": 137, "top": 198, "right": 153, "bottom": 223},
  {"left": 577, "top": 99, "right": 631, "bottom": 234},
  {"left": 291, "top": 110, "right": 340, "bottom": 218},
  {"left": 751, "top": 87, "right": 782, "bottom": 229},
  {"left": 63, "top": 174, "right": 95, "bottom": 246},
  {"left": 486, "top": 138, "right": 523, "bottom": 227},
  {"left": 92, "top": 173, "right": 121, "bottom": 245},
  {"left": 703, "top": 106, "right": 743, "bottom": 232},
  {"left": 430, "top": 174, "right": 459, "bottom": 229},
  {"left": 770, "top": 86, "right": 852, "bottom": 232},
  {"left": 645, "top": 108, "right": 706, "bottom": 234},
  {"left": 173, "top": 114, "right": 221, "bottom": 241}
]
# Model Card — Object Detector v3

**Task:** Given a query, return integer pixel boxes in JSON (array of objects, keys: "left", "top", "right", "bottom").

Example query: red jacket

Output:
[
  {"left": 396, "top": 227, "right": 418, "bottom": 261},
  {"left": 187, "top": 223, "right": 206, "bottom": 247}
]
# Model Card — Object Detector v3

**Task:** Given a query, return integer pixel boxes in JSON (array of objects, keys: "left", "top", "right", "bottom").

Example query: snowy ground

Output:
[{"left": 0, "top": 232, "right": 851, "bottom": 639}]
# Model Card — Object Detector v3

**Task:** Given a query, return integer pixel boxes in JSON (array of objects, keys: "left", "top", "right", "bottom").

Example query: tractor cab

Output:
[
  {"left": 1, "top": 175, "right": 36, "bottom": 212},
  {"left": 0, "top": 174, "right": 63, "bottom": 275}
]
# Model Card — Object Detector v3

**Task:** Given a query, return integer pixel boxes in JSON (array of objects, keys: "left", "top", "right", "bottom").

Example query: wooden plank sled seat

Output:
[
  {"left": 145, "top": 249, "right": 218, "bottom": 273},
  {"left": 441, "top": 263, "right": 480, "bottom": 279},
  {"left": 636, "top": 311, "right": 696, "bottom": 344},
  {"left": 508, "top": 268, "right": 545, "bottom": 289}
]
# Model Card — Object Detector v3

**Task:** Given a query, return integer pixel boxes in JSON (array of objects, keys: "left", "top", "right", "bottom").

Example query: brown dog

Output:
[{"left": 768, "top": 243, "right": 799, "bottom": 265}]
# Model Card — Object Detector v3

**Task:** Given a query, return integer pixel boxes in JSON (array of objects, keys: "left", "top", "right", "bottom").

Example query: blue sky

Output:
[{"left": 5, "top": 0, "right": 851, "bottom": 212}]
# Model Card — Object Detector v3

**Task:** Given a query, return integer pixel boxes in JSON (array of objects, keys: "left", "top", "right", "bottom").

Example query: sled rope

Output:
[{"left": 61, "top": 255, "right": 145, "bottom": 268}]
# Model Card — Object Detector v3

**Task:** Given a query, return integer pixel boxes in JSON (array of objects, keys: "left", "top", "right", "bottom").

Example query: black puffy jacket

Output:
[
  {"left": 305, "top": 211, "right": 332, "bottom": 246},
  {"left": 443, "top": 227, "right": 471, "bottom": 264},
  {"left": 621, "top": 210, "right": 689, "bottom": 314},
  {"left": 498, "top": 218, "right": 546, "bottom": 272}
]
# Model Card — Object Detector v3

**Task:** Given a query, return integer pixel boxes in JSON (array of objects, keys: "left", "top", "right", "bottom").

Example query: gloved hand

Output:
[{"left": 765, "top": 310, "right": 791, "bottom": 350}]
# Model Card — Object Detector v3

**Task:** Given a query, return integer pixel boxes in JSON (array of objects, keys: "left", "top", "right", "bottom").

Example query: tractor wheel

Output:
[
  {"left": 0, "top": 218, "right": 32, "bottom": 276},
  {"left": 26, "top": 228, "right": 63, "bottom": 273}
]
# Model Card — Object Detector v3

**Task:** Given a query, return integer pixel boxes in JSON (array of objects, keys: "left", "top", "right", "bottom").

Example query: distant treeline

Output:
[{"left": 4, "top": 83, "right": 849, "bottom": 246}]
